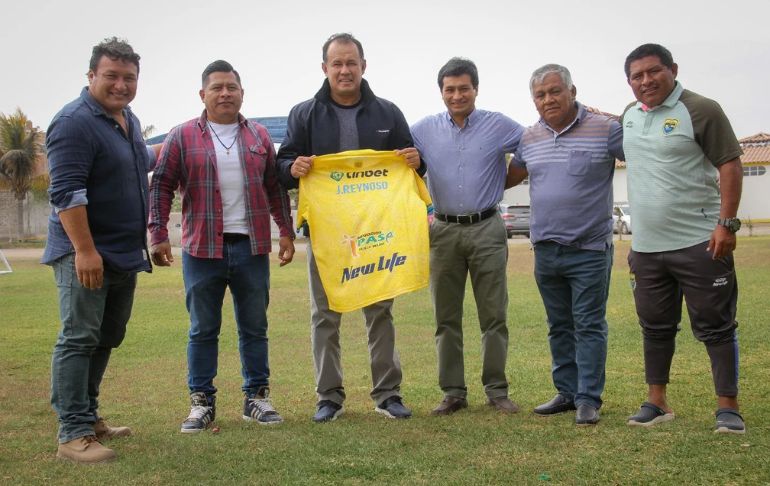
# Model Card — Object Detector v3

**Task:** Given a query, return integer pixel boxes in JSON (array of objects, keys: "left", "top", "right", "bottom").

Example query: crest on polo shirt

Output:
[{"left": 663, "top": 118, "right": 679, "bottom": 134}]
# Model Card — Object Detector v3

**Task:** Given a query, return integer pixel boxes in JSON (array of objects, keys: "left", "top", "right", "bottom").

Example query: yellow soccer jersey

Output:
[{"left": 298, "top": 150, "right": 431, "bottom": 312}]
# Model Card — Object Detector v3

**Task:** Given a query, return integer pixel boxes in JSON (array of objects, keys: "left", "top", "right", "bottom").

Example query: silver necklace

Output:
[{"left": 208, "top": 122, "right": 239, "bottom": 155}]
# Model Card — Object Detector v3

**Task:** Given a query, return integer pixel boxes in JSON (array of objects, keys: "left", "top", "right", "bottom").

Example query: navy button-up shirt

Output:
[{"left": 42, "top": 87, "right": 152, "bottom": 273}]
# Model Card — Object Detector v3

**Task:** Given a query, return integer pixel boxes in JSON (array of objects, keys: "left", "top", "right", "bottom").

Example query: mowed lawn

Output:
[{"left": 1, "top": 237, "right": 769, "bottom": 485}]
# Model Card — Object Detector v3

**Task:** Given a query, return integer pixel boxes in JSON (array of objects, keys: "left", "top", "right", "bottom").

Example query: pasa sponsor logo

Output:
[{"left": 343, "top": 231, "right": 395, "bottom": 257}]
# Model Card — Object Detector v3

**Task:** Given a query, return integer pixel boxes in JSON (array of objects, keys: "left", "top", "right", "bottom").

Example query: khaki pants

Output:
[
  {"left": 430, "top": 214, "right": 510, "bottom": 399},
  {"left": 307, "top": 240, "right": 403, "bottom": 405}
]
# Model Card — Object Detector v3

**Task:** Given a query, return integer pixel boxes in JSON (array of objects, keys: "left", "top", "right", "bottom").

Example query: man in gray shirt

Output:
[{"left": 507, "top": 64, "right": 623, "bottom": 425}]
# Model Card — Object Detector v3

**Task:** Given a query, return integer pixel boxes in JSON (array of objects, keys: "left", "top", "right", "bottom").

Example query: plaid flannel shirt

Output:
[{"left": 149, "top": 111, "right": 293, "bottom": 258}]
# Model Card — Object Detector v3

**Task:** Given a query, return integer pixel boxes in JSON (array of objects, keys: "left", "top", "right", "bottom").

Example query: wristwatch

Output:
[{"left": 717, "top": 217, "right": 741, "bottom": 233}]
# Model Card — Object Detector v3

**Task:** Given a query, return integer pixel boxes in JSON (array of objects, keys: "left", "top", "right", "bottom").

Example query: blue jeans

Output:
[
  {"left": 50, "top": 253, "right": 136, "bottom": 443},
  {"left": 534, "top": 242, "right": 612, "bottom": 409},
  {"left": 182, "top": 238, "right": 271, "bottom": 396}
]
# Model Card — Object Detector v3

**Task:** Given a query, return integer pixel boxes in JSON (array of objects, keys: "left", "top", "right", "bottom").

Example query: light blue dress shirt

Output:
[{"left": 411, "top": 109, "right": 524, "bottom": 215}]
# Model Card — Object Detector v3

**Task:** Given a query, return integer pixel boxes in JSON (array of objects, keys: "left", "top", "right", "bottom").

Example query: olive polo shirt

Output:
[{"left": 622, "top": 82, "right": 743, "bottom": 253}]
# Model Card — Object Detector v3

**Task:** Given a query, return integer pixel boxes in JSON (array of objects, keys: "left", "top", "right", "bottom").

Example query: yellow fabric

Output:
[{"left": 298, "top": 150, "right": 432, "bottom": 312}]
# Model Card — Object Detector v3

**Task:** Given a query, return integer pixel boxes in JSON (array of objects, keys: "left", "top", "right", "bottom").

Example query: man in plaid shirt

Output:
[{"left": 148, "top": 60, "right": 295, "bottom": 433}]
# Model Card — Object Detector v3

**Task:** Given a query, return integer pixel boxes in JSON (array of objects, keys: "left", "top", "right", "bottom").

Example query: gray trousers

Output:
[
  {"left": 430, "top": 214, "right": 510, "bottom": 399},
  {"left": 307, "top": 240, "right": 402, "bottom": 405}
]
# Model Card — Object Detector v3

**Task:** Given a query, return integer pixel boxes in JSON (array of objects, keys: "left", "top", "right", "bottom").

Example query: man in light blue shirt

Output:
[
  {"left": 411, "top": 58, "right": 524, "bottom": 415},
  {"left": 508, "top": 64, "right": 623, "bottom": 425}
]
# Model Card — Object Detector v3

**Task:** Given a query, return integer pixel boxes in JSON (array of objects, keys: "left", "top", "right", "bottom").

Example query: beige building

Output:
[{"left": 737, "top": 133, "right": 770, "bottom": 223}]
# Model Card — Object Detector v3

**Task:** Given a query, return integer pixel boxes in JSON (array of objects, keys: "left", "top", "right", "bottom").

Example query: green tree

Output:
[{"left": 0, "top": 108, "right": 44, "bottom": 241}]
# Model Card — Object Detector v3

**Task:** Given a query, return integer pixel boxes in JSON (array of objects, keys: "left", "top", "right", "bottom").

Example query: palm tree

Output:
[
  {"left": 141, "top": 124, "right": 156, "bottom": 140},
  {"left": 0, "top": 109, "right": 44, "bottom": 241}
]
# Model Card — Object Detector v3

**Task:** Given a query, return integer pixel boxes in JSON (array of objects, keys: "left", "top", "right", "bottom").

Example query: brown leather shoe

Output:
[
  {"left": 431, "top": 396, "right": 468, "bottom": 416},
  {"left": 487, "top": 396, "right": 521, "bottom": 413},
  {"left": 56, "top": 435, "right": 116, "bottom": 464},
  {"left": 94, "top": 419, "right": 132, "bottom": 441}
]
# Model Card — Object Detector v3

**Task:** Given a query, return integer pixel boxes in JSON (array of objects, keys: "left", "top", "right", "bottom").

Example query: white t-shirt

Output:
[{"left": 208, "top": 121, "right": 248, "bottom": 234}]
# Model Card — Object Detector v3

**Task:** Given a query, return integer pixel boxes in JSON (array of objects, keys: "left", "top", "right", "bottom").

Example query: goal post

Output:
[{"left": 0, "top": 249, "right": 12, "bottom": 274}]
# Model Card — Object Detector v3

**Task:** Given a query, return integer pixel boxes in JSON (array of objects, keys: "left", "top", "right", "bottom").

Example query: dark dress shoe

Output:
[
  {"left": 431, "top": 396, "right": 468, "bottom": 416},
  {"left": 575, "top": 404, "right": 600, "bottom": 425},
  {"left": 487, "top": 396, "right": 520, "bottom": 413},
  {"left": 533, "top": 394, "right": 576, "bottom": 416}
]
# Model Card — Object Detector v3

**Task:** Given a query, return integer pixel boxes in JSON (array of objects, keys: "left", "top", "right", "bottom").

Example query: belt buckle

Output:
[{"left": 458, "top": 214, "right": 471, "bottom": 224}]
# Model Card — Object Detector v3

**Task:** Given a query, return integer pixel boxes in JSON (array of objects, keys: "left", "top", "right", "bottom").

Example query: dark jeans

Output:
[
  {"left": 534, "top": 242, "right": 612, "bottom": 408},
  {"left": 182, "top": 237, "right": 271, "bottom": 396},
  {"left": 50, "top": 253, "right": 136, "bottom": 443}
]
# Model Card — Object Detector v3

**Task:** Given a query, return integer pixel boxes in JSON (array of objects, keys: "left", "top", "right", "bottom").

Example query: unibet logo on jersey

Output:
[{"left": 298, "top": 150, "right": 431, "bottom": 312}]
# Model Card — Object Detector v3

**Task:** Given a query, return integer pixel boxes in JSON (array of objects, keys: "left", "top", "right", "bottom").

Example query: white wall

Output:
[{"left": 739, "top": 164, "right": 770, "bottom": 222}]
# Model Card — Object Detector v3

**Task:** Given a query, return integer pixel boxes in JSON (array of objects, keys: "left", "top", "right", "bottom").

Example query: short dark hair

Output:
[
  {"left": 201, "top": 60, "right": 241, "bottom": 88},
  {"left": 437, "top": 57, "right": 479, "bottom": 90},
  {"left": 89, "top": 37, "right": 140, "bottom": 73},
  {"left": 624, "top": 43, "right": 675, "bottom": 78},
  {"left": 322, "top": 33, "right": 365, "bottom": 62}
]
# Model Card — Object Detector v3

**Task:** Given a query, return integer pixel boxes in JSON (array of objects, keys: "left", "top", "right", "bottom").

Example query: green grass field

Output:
[{"left": 1, "top": 238, "right": 769, "bottom": 485}]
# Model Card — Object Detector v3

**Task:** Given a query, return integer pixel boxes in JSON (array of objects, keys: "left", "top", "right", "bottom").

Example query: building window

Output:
[{"left": 743, "top": 165, "right": 766, "bottom": 177}]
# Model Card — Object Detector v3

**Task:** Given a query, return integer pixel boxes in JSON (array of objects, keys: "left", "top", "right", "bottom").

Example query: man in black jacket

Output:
[{"left": 277, "top": 33, "right": 423, "bottom": 423}]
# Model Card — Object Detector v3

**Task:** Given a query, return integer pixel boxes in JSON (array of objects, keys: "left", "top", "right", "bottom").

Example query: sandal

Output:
[
  {"left": 715, "top": 408, "right": 745, "bottom": 434},
  {"left": 627, "top": 401, "right": 675, "bottom": 427}
]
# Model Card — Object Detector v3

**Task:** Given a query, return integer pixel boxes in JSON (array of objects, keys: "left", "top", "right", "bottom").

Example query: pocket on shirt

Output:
[
  {"left": 245, "top": 145, "right": 267, "bottom": 177},
  {"left": 567, "top": 150, "right": 593, "bottom": 176}
]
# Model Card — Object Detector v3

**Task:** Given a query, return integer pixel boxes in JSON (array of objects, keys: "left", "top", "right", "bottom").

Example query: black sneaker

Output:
[
  {"left": 313, "top": 400, "right": 343, "bottom": 423},
  {"left": 375, "top": 396, "right": 412, "bottom": 419},
  {"left": 243, "top": 387, "right": 283, "bottom": 425},
  {"left": 181, "top": 392, "right": 216, "bottom": 433}
]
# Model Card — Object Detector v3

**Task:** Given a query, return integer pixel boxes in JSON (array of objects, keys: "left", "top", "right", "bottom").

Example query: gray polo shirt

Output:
[
  {"left": 622, "top": 82, "right": 743, "bottom": 252},
  {"left": 513, "top": 103, "right": 624, "bottom": 250}
]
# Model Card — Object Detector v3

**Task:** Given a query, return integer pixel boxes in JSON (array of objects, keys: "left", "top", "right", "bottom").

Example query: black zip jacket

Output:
[{"left": 277, "top": 78, "right": 425, "bottom": 189}]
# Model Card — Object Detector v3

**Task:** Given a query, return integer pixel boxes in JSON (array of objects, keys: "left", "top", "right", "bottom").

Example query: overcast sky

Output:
[{"left": 2, "top": 0, "right": 768, "bottom": 139}]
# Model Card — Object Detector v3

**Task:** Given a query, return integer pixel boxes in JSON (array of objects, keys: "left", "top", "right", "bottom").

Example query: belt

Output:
[
  {"left": 434, "top": 207, "right": 497, "bottom": 225},
  {"left": 222, "top": 233, "right": 249, "bottom": 242}
]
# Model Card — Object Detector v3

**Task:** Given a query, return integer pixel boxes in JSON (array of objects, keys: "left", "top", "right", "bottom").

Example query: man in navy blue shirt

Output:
[{"left": 43, "top": 37, "right": 152, "bottom": 464}]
